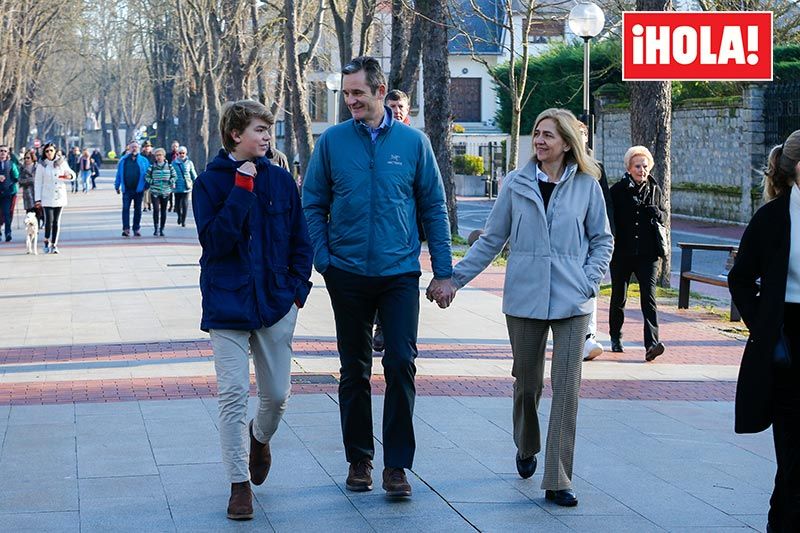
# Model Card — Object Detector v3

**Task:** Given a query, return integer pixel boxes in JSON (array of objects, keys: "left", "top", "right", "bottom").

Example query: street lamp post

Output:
[
  {"left": 325, "top": 73, "right": 342, "bottom": 125},
  {"left": 568, "top": 1, "right": 605, "bottom": 150}
]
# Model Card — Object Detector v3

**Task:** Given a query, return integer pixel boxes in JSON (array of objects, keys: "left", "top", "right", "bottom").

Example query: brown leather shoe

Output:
[
  {"left": 382, "top": 467, "right": 412, "bottom": 498},
  {"left": 226, "top": 481, "right": 253, "bottom": 520},
  {"left": 249, "top": 420, "right": 271, "bottom": 486},
  {"left": 346, "top": 459, "right": 373, "bottom": 491}
]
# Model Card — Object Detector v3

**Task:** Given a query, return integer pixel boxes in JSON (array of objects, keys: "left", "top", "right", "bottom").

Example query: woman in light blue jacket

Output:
[
  {"left": 171, "top": 146, "right": 197, "bottom": 227},
  {"left": 440, "top": 108, "right": 613, "bottom": 507}
]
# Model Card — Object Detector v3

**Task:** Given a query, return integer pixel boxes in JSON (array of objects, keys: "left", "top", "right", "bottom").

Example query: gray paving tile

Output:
[
  {"left": 145, "top": 417, "right": 220, "bottom": 466},
  {"left": 159, "top": 464, "right": 273, "bottom": 532},
  {"left": 452, "top": 502, "right": 572, "bottom": 532},
  {"left": 76, "top": 414, "right": 158, "bottom": 478},
  {"left": 8, "top": 403, "right": 75, "bottom": 425},
  {"left": 557, "top": 514, "right": 665, "bottom": 532},
  {"left": 79, "top": 475, "right": 174, "bottom": 532},
  {"left": 257, "top": 485, "right": 370, "bottom": 533},
  {"left": 76, "top": 401, "right": 142, "bottom": 416},
  {"left": 734, "top": 514, "right": 768, "bottom": 532},
  {"left": 508, "top": 474, "right": 636, "bottom": 516},
  {"left": 0, "top": 476, "right": 79, "bottom": 513},
  {"left": 140, "top": 399, "right": 214, "bottom": 421},
  {"left": 0, "top": 511, "right": 80, "bottom": 532}
]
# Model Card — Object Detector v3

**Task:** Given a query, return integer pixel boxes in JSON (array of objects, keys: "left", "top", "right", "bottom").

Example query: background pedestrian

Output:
[
  {"left": 608, "top": 145, "right": 667, "bottom": 361},
  {"left": 34, "top": 142, "right": 74, "bottom": 253}
]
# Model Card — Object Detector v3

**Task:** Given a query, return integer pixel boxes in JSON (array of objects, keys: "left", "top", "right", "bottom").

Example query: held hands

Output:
[{"left": 426, "top": 278, "right": 458, "bottom": 309}]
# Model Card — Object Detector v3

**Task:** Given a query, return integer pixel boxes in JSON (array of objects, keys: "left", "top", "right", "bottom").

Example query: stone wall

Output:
[{"left": 594, "top": 87, "right": 766, "bottom": 223}]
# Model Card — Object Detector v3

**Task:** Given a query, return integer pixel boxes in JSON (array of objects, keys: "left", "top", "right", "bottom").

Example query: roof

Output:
[{"left": 448, "top": 0, "right": 505, "bottom": 55}]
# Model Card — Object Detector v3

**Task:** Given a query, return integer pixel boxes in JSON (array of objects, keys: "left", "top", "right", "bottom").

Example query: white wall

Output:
[{"left": 447, "top": 55, "right": 500, "bottom": 126}]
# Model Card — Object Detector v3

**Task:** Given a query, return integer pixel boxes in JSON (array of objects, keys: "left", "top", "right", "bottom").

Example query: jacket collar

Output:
[{"left": 509, "top": 159, "right": 577, "bottom": 203}]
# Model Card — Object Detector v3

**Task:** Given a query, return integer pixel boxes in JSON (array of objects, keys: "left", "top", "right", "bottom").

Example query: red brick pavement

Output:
[
  {"left": 0, "top": 375, "right": 735, "bottom": 406},
  {"left": 0, "top": 248, "right": 745, "bottom": 405},
  {"left": 0, "top": 332, "right": 743, "bottom": 366}
]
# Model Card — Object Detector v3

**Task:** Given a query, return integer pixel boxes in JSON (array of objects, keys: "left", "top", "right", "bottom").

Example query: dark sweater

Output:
[{"left": 538, "top": 180, "right": 557, "bottom": 212}]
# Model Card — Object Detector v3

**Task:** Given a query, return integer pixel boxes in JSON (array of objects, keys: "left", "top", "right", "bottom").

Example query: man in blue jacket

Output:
[
  {"left": 303, "top": 56, "right": 453, "bottom": 499},
  {"left": 114, "top": 140, "right": 151, "bottom": 237},
  {"left": 193, "top": 100, "right": 313, "bottom": 520}
]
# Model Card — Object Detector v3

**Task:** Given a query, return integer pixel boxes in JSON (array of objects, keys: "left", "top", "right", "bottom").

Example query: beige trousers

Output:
[
  {"left": 210, "top": 305, "right": 298, "bottom": 482},
  {"left": 506, "top": 313, "right": 589, "bottom": 491}
]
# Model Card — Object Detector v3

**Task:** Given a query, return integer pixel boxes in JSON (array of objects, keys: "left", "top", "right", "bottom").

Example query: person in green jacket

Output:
[
  {"left": 0, "top": 144, "right": 20, "bottom": 242},
  {"left": 145, "top": 148, "right": 176, "bottom": 236},
  {"left": 302, "top": 55, "right": 453, "bottom": 499}
]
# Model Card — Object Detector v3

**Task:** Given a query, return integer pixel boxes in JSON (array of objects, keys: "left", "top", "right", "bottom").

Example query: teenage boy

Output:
[{"left": 192, "top": 100, "right": 314, "bottom": 520}]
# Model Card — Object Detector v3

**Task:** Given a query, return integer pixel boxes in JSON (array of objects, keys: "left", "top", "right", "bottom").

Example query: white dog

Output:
[{"left": 24, "top": 212, "right": 38, "bottom": 255}]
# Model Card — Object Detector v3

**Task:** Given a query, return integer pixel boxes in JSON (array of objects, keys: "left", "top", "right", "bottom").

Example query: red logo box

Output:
[{"left": 622, "top": 11, "right": 773, "bottom": 81}]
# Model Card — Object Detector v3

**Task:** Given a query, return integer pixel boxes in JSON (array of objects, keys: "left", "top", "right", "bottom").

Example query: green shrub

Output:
[
  {"left": 494, "top": 42, "right": 800, "bottom": 134},
  {"left": 453, "top": 154, "right": 485, "bottom": 175}
]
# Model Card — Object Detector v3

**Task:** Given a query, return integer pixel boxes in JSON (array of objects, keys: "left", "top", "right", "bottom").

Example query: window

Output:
[
  {"left": 308, "top": 82, "right": 329, "bottom": 122},
  {"left": 450, "top": 78, "right": 482, "bottom": 122},
  {"left": 525, "top": 17, "right": 564, "bottom": 44}
]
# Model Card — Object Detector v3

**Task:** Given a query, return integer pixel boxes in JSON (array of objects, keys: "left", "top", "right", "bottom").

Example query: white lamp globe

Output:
[
  {"left": 568, "top": 1, "right": 605, "bottom": 38},
  {"left": 325, "top": 73, "right": 342, "bottom": 92}
]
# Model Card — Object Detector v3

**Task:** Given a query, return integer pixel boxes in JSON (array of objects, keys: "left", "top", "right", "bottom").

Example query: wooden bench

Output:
[{"left": 677, "top": 242, "right": 741, "bottom": 322}]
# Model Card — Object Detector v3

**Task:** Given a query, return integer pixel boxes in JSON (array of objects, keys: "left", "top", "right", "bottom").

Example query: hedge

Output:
[{"left": 494, "top": 42, "right": 800, "bottom": 135}]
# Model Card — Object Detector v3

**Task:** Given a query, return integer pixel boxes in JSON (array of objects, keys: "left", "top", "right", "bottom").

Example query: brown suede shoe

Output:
[
  {"left": 382, "top": 467, "right": 412, "bottom": 498},
  {"left": 226, "top": 481, "right": 253, "bottom": 521},
  {"left": 249, "top": 420, "right": 271, "bottom": 486},
  {"left": 346, "top": 459, "right": 373, "bottom": 491}
]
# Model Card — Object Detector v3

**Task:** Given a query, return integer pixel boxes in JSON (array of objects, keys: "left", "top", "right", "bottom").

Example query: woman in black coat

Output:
[
  {"left": 728, "top": 129, "right": 800, "bottom": 533},
  {"left": 608, "top": 145, "right": 667, "bottom": 361}
]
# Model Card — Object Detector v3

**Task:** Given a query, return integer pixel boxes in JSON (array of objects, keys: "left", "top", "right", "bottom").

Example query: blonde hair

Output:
[
  {"left": 623, "top": 146, "right": 654, "bottom": 172},
  {"left": 530, "top": 108, "right": 600, "bottom": 179},
  {"left": 220, "top": 100, "right": 275, "bottom": 153},
  {"left": 763, "top": 129, "right": 800, "bottom": 201}
]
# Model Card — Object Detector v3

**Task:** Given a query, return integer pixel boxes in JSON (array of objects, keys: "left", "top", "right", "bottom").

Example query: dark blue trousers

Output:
[
  {"left": 122, "top": 191, "right": 143, "bottom": 232},
  {"left": 323, "top": 266, "right": 420, "bottom": 469},
  {"left": 0, "top": 196, "right": 12, "bottom": 239}
]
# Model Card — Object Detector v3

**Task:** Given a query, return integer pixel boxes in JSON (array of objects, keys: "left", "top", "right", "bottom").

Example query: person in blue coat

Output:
[
  {"left": 192, "top": 100, "right": 313, "bottom": 521},
  {"left": 303, "top": 56, "right": 453, "bottom": 499},
  {"left": 114, "top": 140, "right": 151, "bottom": 237}
]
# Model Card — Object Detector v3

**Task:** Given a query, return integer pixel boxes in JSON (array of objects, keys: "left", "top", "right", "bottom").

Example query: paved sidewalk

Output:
[{"left": 0, "top": 174, "right": 773, "bottom": 532}]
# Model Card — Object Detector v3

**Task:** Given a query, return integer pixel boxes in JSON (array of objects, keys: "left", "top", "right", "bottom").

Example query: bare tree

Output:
[
  {"left": 285, "top": 0, "right": 326, "bottom": 174},
  {"left": 329, "top": 0, "right": 376, "bottom": 121},
  {"left": 698, "top": 0, "right": 800, "bottom": 42},
  {"left": 388, "top": 0, "right": 423, "bottom": 93},
  {"left": 449, "top": 0, "right": 572, "bottom": 171},
  {"left": 418, "top": 0, "right": 458, "bottom": 235},
  {"left": 630, "top": 0, "right": 672, "bottom": 287}
]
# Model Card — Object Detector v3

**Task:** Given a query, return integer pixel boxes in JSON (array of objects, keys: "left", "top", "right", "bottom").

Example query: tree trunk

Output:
[
  {"left": 418, "top": 0, "right": 457, "bottom": 235},
  {"left": 204, "top": 72, "right": 222, "bottom": 159},
  {"left": 285, "top": 0, "right": 314, "bottom": 175},
  {"left": 631, "top": 0, "right": 672, "bottom": 287},
  {"left": 508, "top": 103, "right": 522, "bottom": 172},
  {"left": 16, "top": 96, "right": 32, "bottom": 150}
]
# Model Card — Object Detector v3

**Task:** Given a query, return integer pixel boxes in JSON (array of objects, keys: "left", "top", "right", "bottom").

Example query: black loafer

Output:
[
  {"left": 515, "top": 453, "right": 537, "bottom": 479},
  {"left": 645, "top": 342, "right": 665, "bottom": 362},
  {"left": 610, "top": 338, "right": 624, "bottom": 353},
  {"left": 545, "top": 489, "right": 578, "bottom": 507}
]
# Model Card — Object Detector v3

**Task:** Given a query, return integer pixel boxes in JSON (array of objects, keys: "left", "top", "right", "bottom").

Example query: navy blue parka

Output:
[{"left": 193, "top": 150, "right": 313, "bottom": 332}]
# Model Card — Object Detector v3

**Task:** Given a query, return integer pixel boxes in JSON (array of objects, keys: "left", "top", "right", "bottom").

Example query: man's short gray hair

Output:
[{"left": 341, "top": 56, "right": 386, "bottom": 95}]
